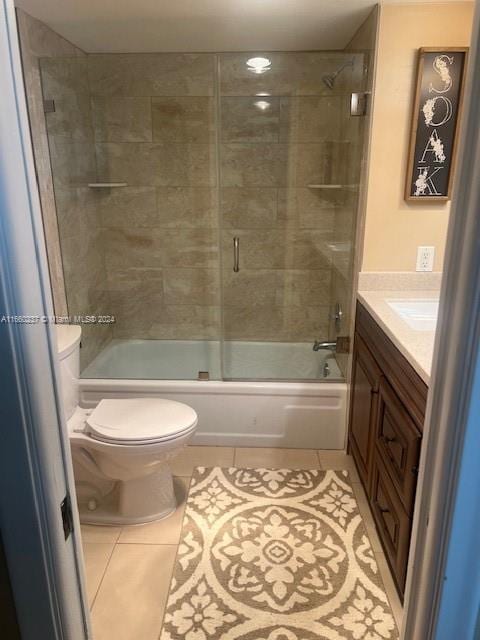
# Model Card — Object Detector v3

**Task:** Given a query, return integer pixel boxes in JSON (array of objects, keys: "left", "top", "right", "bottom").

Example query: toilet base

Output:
[
  {"left": 79, "top": 504, "right": 177, "bottom": 526},
  {"left": 78, "top": 465, "right": 177, "bottom": 526}
]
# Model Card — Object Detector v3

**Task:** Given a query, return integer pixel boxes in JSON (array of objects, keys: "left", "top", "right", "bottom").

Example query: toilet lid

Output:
[{"left": 86, "top": 398, "right": 197, "bottom": 444}]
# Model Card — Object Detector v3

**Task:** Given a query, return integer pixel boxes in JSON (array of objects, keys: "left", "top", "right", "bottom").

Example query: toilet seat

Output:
[{"left": 86, "top": 398, "right": 198, "bottom": 445}]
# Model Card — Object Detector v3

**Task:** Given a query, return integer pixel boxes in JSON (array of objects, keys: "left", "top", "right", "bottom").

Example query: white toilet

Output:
[{"left": 56, "top": 325, "right": 198, "bottom": 525}]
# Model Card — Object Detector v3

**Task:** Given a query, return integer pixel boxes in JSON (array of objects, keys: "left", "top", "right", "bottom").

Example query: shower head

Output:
[
  {"left": 322, "top": 59, "right": 355, "bottom": 89},
  {"left": 322, "top": 74, "right": 336, "bottom": 90}
]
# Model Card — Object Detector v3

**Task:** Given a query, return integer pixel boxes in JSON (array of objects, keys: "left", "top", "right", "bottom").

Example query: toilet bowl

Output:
[{"left": 56, "top": 325, "right": 198, "bottom": 525}]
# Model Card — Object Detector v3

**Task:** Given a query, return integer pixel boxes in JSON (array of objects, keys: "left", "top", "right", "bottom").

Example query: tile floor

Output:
[{"left": 82, "top": 446, "right": 403, "bottom": 640}]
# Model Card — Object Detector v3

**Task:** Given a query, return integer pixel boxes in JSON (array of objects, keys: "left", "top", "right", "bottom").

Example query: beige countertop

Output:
[{"left": 357, "top": 289, "right": 439, "bottom": 385}]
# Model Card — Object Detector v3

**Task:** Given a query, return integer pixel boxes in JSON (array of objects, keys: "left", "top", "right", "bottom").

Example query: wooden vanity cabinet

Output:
[{"left": 348, "top": 302, "right": 428, "bottom": 599}]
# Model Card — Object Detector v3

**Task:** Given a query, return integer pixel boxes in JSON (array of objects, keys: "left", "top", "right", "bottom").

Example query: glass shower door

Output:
[
  {"left": 38, "top": 52, "right": 223, "bottom": 380},
  {"left": 36, "top": 48, "right": 367, "bottom": 382},
  {"left": 218, "top": 52, "right": 366, "bottom": 380}
]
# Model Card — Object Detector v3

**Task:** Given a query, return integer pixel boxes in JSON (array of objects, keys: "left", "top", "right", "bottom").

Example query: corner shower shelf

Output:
[
  {"left": 307, "top": 184, "right": 358, "bottom": 190},
  {"left": 88, "top": 182, "right": 128, "bottom": 188}
]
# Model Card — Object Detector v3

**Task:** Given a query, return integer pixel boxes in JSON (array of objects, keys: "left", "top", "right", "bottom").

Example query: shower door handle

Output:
[{"left": 233, "top": 237, "right": 240, "bottom": 272}]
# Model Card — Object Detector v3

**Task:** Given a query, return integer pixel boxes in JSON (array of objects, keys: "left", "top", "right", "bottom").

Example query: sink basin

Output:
[{"left": 386, "top": 299, "right": 439, "bottom": 331}]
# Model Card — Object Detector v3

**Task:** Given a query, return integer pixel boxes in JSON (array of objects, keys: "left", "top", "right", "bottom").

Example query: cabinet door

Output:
[
  {"left": 349, "top": 335, "right": 383, "bottom": 488},
  {"left": 375, "top": 378, "right": 422, "bottom": 513}
]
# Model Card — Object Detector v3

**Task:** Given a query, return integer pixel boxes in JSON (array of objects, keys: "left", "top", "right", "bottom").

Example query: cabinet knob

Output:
[{"left": 374, "top": 500, "right": 390, "bottom": 514}]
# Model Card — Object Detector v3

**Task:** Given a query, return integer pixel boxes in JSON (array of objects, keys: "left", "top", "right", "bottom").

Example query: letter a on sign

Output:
[{"left": 419, "top": 129, "right": 446, "bottom": 164}]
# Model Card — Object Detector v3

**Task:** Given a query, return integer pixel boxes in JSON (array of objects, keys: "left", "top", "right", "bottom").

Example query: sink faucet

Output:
[{"left": 313, "top": 340, "right": 337, "bottom": 352}]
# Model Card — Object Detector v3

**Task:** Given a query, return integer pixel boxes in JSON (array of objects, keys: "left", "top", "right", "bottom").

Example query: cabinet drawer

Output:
[
  {"left": 375, "top": 377, "right": 421, "bottom": 512},
  {"left": 371, "top": 452, "right": 411, "bottom": 597}
]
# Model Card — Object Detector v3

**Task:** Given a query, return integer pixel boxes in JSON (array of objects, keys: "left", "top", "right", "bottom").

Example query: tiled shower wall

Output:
[
  {"left": 37, "top": 49, "right": 365, "bottom": 365},
  {"left": 16, "top": 8, "right": 82, "bottom": 317},
  {"left": 88, "top": 54, "right": 219, "bottom": 341},
  {"left": 40, "top": 56, "right": 114, "bottom": 368}
]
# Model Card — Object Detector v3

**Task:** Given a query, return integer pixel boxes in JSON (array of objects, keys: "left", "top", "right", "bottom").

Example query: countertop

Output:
[{"left": 357, "top": 290, "right": 439, "bottom": 385}]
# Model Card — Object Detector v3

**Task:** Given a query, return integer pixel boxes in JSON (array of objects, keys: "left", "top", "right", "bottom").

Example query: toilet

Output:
[{"left": 56, "top": 325, "right": 198, "bottom": 525}]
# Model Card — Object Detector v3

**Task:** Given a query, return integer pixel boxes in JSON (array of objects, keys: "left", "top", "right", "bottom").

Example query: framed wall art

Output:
[{"left": 405, "top": 47, "right": 469, "bottom": 202}]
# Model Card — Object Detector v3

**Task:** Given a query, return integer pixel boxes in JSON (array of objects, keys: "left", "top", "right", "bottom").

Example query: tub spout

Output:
[{"left": 313, "top": 340, "right": 337, "bottom": 352}]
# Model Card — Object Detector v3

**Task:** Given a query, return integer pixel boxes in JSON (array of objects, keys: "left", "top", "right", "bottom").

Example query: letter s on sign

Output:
[{"left": 429, "top": 54, "right": 454, "bottom": 94}]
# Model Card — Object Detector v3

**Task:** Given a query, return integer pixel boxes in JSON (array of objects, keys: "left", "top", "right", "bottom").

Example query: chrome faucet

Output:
[{"left": 313, "top": 340, "right": 337, "bottom": 352}]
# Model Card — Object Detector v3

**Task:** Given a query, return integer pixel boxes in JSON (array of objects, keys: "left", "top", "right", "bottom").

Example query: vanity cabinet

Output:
[{"left": 348, "top": 302, "right": 428, "bottom": 599}]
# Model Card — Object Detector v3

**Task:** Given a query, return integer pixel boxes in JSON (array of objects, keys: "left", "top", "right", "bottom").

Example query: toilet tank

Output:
[{"left": 55, "top": 325, "right": 82, "bottom": 420}]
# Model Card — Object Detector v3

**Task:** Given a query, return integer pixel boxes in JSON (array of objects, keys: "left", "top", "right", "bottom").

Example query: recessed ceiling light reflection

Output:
[
  {"left": 254, "top": 100, "right": 271, "bottom": 111},
  {"left": 256, "top": 92, "right": 270, "bottom": 96},
  {"left": 246, "top": 57, "right": 272, "bottom": 74}
]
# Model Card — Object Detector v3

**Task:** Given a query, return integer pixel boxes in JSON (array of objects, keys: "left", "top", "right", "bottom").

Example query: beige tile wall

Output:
[
  {"left": 40, "top": 57, "right": 113, "bottom": 367},
  {"left": 18, "top": 9, "right": 113, "bottom": 368},
  {"left": 16, "top": 8, "right": 83, "bottom": 318},
  {"left": 87, "top": 53, "right": 219, "bottom": 341},
  {"left": 83, "top": 51, "right": 365, "bottom": 345}
]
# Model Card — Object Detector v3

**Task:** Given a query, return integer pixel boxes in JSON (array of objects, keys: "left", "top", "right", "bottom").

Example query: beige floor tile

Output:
[
  {"left": 234, "top": 447, "right": 320, "bottom": 469},
  {"left": 317, "top": 450, "right": 360, "bottom": 482},
  {"left": 82, "top": 542, "right": 115, "bottom": 607},
  {"left": 117, "top": 477, "right": 190, "bottom": 545},
  {"left": 351, "top": 482, "right": 383, "bottom": 553},
  {"left": 91, "top": 544, "right": 176, "bottom": 640},
  {"left": 170, "top": 445, "right": 235, "bottom": 476},
  {"left": 81, "top": 524, "right": 122, "bottom": 544},
  {"left": 376, "top": 551, "right": 404, "bottom": 631}
]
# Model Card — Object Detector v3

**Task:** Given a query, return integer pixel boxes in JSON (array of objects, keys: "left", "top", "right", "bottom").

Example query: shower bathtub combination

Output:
[{"left": 37, "top": 48, "right": 368, "bottom": 451}]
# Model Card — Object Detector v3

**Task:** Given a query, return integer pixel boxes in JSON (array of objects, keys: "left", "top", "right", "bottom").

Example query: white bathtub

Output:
[
  {"left": 81, "top": 339, "right": 343, "bottom": 381},
  {"left": 79, "top": 339, "right": 347, "bottom": 449}
]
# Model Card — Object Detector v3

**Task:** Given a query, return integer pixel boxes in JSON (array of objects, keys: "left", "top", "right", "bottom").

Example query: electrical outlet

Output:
[{"left": 416, "top": 246, "right": 435, "bottom": 272}]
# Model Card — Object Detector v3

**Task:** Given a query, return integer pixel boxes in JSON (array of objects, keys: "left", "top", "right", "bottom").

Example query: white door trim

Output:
[
  {"left": 403, "top": 4, "right": 480, "bottom": 638},
  {"left": 2, "top": 0, "right": 480, "bottom": 636},
  {"left": 0, "top": 0, "right": 89, "bottom": 637}
]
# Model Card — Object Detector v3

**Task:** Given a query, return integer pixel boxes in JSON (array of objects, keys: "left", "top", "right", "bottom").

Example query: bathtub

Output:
[{"left": 79, "top": 339, "right": 347, "bottom": 449}]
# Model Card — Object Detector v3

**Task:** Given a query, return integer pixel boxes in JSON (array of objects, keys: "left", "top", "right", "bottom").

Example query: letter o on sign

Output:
[{"left": 428, "top": 96, "right": 453, "bottom": 127}]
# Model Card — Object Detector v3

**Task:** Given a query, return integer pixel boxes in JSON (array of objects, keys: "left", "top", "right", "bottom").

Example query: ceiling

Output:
[{"left": 15, "top": 0, "right": 469, "bottom": 53}]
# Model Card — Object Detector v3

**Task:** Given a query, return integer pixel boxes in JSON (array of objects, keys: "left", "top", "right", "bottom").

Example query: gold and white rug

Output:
[{"left": 160, "top": 467, "right": 399, "bottom": 640}]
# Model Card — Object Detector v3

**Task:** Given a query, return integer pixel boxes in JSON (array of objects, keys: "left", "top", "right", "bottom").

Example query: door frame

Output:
[
  {"left": 403, "top": 3, "right": 480, "bottom": 638},
  {"left": 0, "top": 0, "right": 90, "bottom": 637},
  {"left": 2, "top": 0, "right": 480, "bottom": 637}
]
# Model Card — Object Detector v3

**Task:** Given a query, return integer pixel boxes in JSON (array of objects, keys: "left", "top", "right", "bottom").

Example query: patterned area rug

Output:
[{"left": 160, "top": 468, "right": 399, "bottom": 640}]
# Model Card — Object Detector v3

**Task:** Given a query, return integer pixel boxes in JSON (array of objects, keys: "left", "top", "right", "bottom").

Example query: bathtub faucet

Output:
[{"left": 313, "top": 340, "right": 337, "bottom": 352}]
